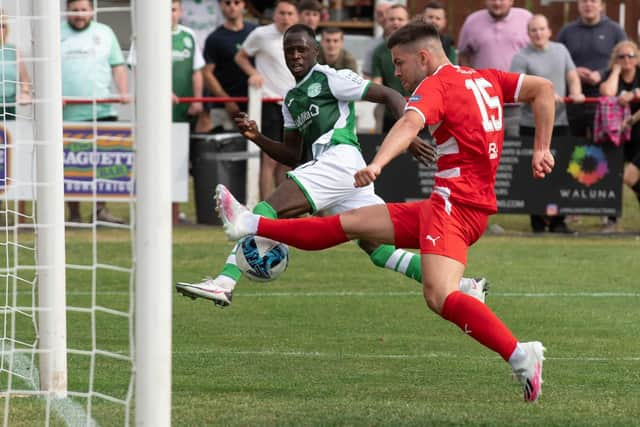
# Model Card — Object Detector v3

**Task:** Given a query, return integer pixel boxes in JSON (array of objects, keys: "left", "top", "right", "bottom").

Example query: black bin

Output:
[{"left": 191, "top": 133, "right": 247, "bottom": 225}]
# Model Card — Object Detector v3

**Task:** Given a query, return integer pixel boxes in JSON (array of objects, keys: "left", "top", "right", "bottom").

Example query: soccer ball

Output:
[{"left": 235, "top": 235, "right": 289, "bottom": 282}]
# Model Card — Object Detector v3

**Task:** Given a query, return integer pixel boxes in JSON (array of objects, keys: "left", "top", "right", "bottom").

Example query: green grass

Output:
[{"left": 1, "top": 201, "right": 639, "bottom": 425}]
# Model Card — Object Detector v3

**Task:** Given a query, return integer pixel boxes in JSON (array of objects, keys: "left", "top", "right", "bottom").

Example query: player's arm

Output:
[
  {"left": 355, "top": 110, "right": 423, "bottom": 187},
  {"left": 517, "top": 75, "right": 555, "bottom": 179},
  {"left": 364, "top": 82, "right": 436, "bottom": 165},
  {"left": 234, "top": 113, "right": 302, "bottom": 167}
]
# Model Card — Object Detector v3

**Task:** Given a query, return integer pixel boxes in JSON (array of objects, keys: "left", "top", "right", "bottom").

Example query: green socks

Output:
[
  {"left": 219, "top": 201, "right": 278, "bottom": 282},
  {"left": 370, "top": 244, "right": 422, "bottom": 283}
]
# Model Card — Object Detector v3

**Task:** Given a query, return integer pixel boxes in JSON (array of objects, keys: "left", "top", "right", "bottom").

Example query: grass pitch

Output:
[
  {"left": 1, "top": 219, "right": 639, "bottom": 426},
  {"left": 171, "top": 228, "right": 640, "bottom": 427}
]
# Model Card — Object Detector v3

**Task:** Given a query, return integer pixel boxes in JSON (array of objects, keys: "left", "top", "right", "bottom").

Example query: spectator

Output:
[
  {"left": 201, "top": 0, "right": 256, "bottom": 132},
  {"left": 297, "top": 0, "right": 322, "bottom": 33},
  {"left": 623, "top": 107, "right": 640, "bottom": 209},
  {"left": 171, "top": 0, "right": 204, "bottom": 224},
  {"left": 511, "top": 14, "right": 584, "bottom": 234},
  {"left": 234, "top": 0, "right": 297, "bottom": 199},
  {"left": 129, "top": 0, "right": 204, "bottom": 224},
  {"left": 457, "top": 0, "right": 531, "bottom": 71},
  {"left": 180, "top": 0, "right": 224, "bottom": 48},
  {"left": 318, "top": 27, "right": 358, "bottom": 73},
  {"left": 0, "top": 10, "right": 31, "bottom": 121},
  {"left": 557, "top": 0, "right": 626, "bottom": 139},
  {"left": 458, "top": 0, "right": 531, "bottom": 137},
  {"left": 361, "top": 0, "right": 393, "bottom": 78},
  {"left": 422, "top": 0, "right": 456, "bottom": 64},
  {"left": 599, "top": 40, "right": 640, "bottom": 232},
  {"left": 61, "top": 0, "right": 129, "bottom": 224},
  {"left": 371, "top": 4, "right": 409, "bottom": 132}
]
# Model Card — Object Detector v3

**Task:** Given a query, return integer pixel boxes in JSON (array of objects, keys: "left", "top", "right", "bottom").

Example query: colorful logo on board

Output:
[{"left": 567, "top": 145, "right": 608, "bottom": 187}]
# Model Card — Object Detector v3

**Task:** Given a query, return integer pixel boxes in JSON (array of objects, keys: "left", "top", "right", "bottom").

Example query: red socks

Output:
[
  {"left": 441, "top": 291, "right": 517, "bottom": 361},
  {"left": 257, "top": 215, "right": 349, "bottom": 250}
]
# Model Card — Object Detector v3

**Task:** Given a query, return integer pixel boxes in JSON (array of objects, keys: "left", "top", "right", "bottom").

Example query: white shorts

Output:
[{"left": 287, "top": 144, "right": 384, "bottom": 216}]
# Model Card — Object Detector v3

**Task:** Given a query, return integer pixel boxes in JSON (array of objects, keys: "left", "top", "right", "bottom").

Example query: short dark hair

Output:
[
  {"left": 388, "top": 4, "right": 409, "bottom": 14},
  {"left": 424, "top": 0, "right": 445, "bottom": 11},
  {"left": 297, "top": 0, "right": 322, "bottom": 13},
  {"left": 321, "top": 27, "right": 343, "bottom": 37},
  {"left": 275, "top": 0, "right": 297, "bottom": 10},
  {"left": 387, "top": 21, "right": 440, "bottom": 50},
  {"left": 284, "top": 23, "right": 317, "bottom": 44},
  {"left": 67, "top": 0, "right": 93, "bottom": 6}
]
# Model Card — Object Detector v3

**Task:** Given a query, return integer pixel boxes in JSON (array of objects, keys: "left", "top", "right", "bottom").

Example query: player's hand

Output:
[
  {"left": 532, "top": 149, "right": 554, "bottom": 179},
  {"left": 233, "top": 112, "right": 260, "bottom": 140},
  {"left": 354, "top": 164, "right": 381, "bottom": 187},
  {"left": 407, "top": 137, "right": 436, "bottom": 166},
  {"left": 248, "top": 74, "right": 264, "bottom": 88}
]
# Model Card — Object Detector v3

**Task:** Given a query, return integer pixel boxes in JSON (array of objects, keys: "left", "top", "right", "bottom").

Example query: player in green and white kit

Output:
[{"left": 176, "top": 24, "right": 487, "bottom": 306}]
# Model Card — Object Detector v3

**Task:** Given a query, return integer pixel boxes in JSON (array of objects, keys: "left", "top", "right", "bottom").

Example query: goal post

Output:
[
  {"left": 33, "top": 0, "right": 67, "bottom": 398},
  {"left": 134, "top": 0, "right": 173, "bottom": 425}
]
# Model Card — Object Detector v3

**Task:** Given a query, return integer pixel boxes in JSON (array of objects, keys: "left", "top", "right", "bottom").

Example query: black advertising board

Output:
[{"left": 359, "top": 134, "right": 623, "bottom": 216}]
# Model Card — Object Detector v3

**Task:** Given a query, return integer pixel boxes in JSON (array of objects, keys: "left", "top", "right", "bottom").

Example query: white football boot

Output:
[
  {"left": 176, "top": 277, "right": 233, "bottom": 308},
  {"left": 511, "top": 341, "right": 546, "bottom": 402},
  {"left": 459, "top": 277, "right": 489, "bottom": 303},
  {"left": 215, "top": 184, "right": 255, "bottom": 241}
]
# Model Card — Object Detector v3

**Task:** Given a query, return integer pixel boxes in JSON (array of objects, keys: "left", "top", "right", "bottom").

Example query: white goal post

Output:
[
  {"left": 33, "top": 0, "right": 68, "bottom": 398},
  {"left": 0, "top": 0, "right": 172, "bottom": 425},
  {"left": 133, "top": 0, "right": 173, "bottom": 425}
]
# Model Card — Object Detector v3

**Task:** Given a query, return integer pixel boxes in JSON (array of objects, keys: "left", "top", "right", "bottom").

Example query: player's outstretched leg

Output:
[
  {"left": 364, "top": 243, "right": 489, "bottom": 302},
  {"left": 440, "top": 290, "right": 545, "bottom": 402},
  {"left": 176, "top": 188, "right": 278, "bottom": 308},
  {"left": 423, "top": 255, "right": 544, "bottom": 402}
]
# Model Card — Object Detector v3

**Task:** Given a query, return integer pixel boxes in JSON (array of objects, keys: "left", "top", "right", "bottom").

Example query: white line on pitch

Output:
[
  {"left": 190, "top": 291, "right": 640, "bottom": 298},
  {"left": 173, "top": 348, "right": 640, "bottom": 362},
  {"left": 1, "top": 353, "right": 99, "bottom": 427},
  {"left": 55, "top": 290, "right": 640, "bottom": 297}
]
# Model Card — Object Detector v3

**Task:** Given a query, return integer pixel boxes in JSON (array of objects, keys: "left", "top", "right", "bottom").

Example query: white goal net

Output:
[{"left": 0, "top": 1, "right": 172, "bottom": 425}]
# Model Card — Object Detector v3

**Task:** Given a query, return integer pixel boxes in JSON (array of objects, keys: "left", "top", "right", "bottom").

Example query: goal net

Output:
[{"left": 0, "top": 1, "right": 172, "bottom": 425}]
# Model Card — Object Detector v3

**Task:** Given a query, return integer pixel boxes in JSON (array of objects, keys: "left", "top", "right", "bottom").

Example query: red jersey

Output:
[{"left": 406, "top": 65, "right": 523, "bottom": 213}]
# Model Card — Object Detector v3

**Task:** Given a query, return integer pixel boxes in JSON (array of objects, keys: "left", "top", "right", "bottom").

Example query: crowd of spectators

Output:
[{"left": 0, "top": 0, "right": 638, "bottom": 230}]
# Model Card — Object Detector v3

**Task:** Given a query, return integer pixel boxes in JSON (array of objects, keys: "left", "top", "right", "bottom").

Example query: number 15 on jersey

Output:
[{"left": 465, "top": 78, "right": 503, "bottom": 133}]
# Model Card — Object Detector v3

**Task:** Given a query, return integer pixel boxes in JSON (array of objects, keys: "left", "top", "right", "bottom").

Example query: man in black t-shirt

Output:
[{"left": 200, "top": 0, "right": 257, "bottom": 131}]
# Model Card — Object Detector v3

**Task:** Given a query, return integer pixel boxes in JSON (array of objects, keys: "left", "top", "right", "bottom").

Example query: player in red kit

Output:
[{"left": 216, "top": 21, "right": 555, "bottom": 402}]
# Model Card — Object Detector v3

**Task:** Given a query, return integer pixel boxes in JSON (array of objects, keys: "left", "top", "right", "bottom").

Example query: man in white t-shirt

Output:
[{"left": 234, "top": 0, "right": 298, "bottom": 199}]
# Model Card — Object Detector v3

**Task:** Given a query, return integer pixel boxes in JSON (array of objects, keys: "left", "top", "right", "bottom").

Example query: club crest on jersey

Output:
[
  {"left": 307, "top": 83, "right": 322, "bottom": 98},
  {"left": 183, "top": 37, "right": 193, "bottom": 49}
]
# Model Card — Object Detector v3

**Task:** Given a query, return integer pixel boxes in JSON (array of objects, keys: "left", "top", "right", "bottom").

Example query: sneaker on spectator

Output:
[
  {"left": 549, "top": 223, "right": 576, "bottom": 234},
  {"left": 68, "top": 215, "right": 82, "bottom": 223},
  {"left": 601, "top": 218, "right": 620, "bottom": 233},
  {"left": 96, "top": 207, "right": 124, "bottom": 224}
]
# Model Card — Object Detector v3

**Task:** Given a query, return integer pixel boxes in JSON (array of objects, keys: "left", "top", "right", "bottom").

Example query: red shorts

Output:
[{"left": 386, "top": 196, "right": 489, "bottom": 265}]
